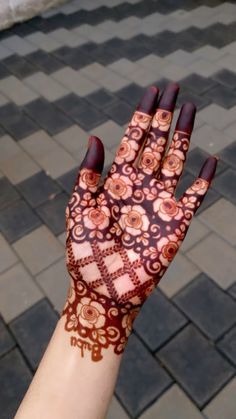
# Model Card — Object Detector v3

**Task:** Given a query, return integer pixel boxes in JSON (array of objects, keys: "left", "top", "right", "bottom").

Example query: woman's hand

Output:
[{"left": 62, "top": 83, "right": 217, "bottom": 361}]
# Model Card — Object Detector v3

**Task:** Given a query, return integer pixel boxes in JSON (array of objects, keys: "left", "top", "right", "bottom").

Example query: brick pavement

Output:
[{"left": 0, "top": 1, "right": 236, "bottom": 418}]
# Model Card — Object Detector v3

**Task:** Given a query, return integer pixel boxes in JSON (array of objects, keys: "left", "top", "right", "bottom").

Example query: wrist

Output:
[{"left": 62, "top": 278, "right": 140, "bottom": 361}]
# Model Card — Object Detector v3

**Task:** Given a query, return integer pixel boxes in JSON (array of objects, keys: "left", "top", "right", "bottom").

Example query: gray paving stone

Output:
[
  {"left": 2, "top": 35, "right": 37, "bottom": 56},
  {"left": 13, "top": 225, "right": 64, "bottom": 275},
  {"left": 157, "top": 325, "right": 234, "bottom": 408},
  {"left": 193, "top": 124, "right": 234, "bottom": 154},
  {"left": 92, "top": 120, "right": 124, "bottom": 149},
  {"left": 134, "top": 289, "right": 187, "bottom": 351},
  {"left": 0, "top": 317, "right": 15, "bottom": 357},
  {"left": 180, "top": 217, "right": 209, "bottom": 252},
  {"left": 199, "top": 198, "right": 236, "bottom": 246},
  {"left": 217, "top": 325, "right": 236, "bottom": 367},
  {"left": 0, "top": 234, "right": 18, "bottom": 274},
  {"left": 159, "top": 252, "right": 200, "bottom": 298},
  {"left": 24, "top": 71, "right": 69, "bottom": 101},
  {"left": 0, "top": 75, "right": 38, "bottom": 105},
  {"left": 36, "top": 258, "right": 69, "bottom": 313},
  {"left": 10, "top": 299, "right": 58, "bottom": 370},
  {"left": 116, "top": 334, "right": 172, "bottom": 418},
  {"left": 0, "top": 263, "right": 43, "bottom": 322},
  {"left": 106, "top": 397, "right": 129, "bottom": 419},
  {"left": 187, "top": 234, "right": 236, "bottom": 289},
  {"left": 140, "top": 385, "right": 204, "bottom": 419},
  {"left": 174, "top": 273, "right": 236, "bottom": 341},
  {"left": 204, "top": 378, "right": 236, "bottom": 419},
  {"left": 0, "top": 349, "right": 32, "bottom": 419}
]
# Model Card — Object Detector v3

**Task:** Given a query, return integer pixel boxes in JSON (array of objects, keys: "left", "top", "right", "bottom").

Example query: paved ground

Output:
[{"left": 0, "top": 0, "right": 236, "bottom": 418}]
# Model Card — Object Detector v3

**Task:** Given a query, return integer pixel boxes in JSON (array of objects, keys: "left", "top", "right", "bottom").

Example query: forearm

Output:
[{"left": 15, "top": 316, "right": 122, "bottom": 419}]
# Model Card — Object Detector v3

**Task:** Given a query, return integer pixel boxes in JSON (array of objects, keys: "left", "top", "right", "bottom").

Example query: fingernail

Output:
[
  {"left": 199, "top": 156, "right": 217, "bottom": 181},
  {"left": 175, "top": 102, "right": 196, "bottom": 134},
  {"left": 136, "top": 86, "right": 159, "bottom": 114},
  {"left": 157, "top": 82, "right": 179, "bottom": 111}
]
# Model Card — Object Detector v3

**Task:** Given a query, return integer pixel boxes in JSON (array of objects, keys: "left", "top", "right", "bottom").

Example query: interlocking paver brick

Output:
[
  {"left": 10, "top": 299, "right": 58, "bottom": 370},
  {"left": 2, "top": 54, "right": 37, "bottom": 78},
  {"left": 0, "top": 177, "right": 20, "bottom": 210},
  {"left": 134, "top": 289, "right": 187, "bottom": 351},
  {"left": 219, "top": 141, "right": 236, "bottom": 169},
  {"left": 25, "top": 31, "right": 61, "bottom": 52},
  {"left": 21, "top": 130, "right": 77, "bottom": 178},
  {"left": 187, "top": 234, "right": 236, "bottom": 289},
  {"left": 180, "top": 217, "right": 209, "bottom": 253},
  {"left": 25, "top": 49, "right": 64, "bottom": 74},
  {"left": 0, "top": 263, "right": 43, "bottom": 322},
  {"left": 36, "top": 258, "right": 69, "bottom": 312},
  {"left": 0, "top": 317, "right": 15, "bottom": 357},
  {"left": 0, "top": 199, "right": 41, "bottom": 243},
  {"left": 106, "top": 397, "right": 129, "bottom": 419},
  {"left": 174, "top": 274, "right": 236, "bottom": 340},
  {"left": 140, "top": 385, "right": 204, "bottom": 419},
  {"left": 157, "top": 325, "right": 234, "bottom": 408},
  {"left": 92, "top": 120, "right": 124, "bottom": 149},
  {"left": 17, "top": 171, "right": 61, "bottom": 208},
  {"left": 57, "top": 168, "right": 78, "bottom": 194},
  {"left": 0, "top": 349, "right": 32, "bottom": 419},
  {"left": 52, "top": 66, "right": 98, "bottom": 96},
  {"left": 54, "top": 125, "right": 88, "bottom": 158},
  {"left": 36, "top": 193, "right": 68, "bottom": 235},
  {"left": 217, "top": 326, "right": 236, "bottom": 367},
  {"left": 0, "top": 75, "right": 38, "bottom": 105},
  {"left": 159, "top": 252, "right": 200, "bottom": 298},
  {"left": 198, "top": 104, "right": 236, "bottom": 130},
  {"left": 0, "top": 234, "right": 18, "bottom": 274},
  {"left": 24, "top": 71, "right": 69, "bottom": 101},
  {"left": 199, "top": 198, "right": 236, "bottom": 246},
  {"left": 204, "top": 378, "right": 236, "bottom": 419},
  {"left": 116, "top": 333, "right": 172, "bottom": 418},
  {"left": 13, "top": 225, "right": 64, "bottom": 275},
  {"left": 24, "top": 98, "right": 73, "bottom": 135},
  {"left": 2, "top": 35, "right": 38, "bottom": 56},
  {"left": 213, "top": 169, "right": 236, "bottom": 205},
  {"left": 192, "top": 124, "right": 234, "bottom": 153}
]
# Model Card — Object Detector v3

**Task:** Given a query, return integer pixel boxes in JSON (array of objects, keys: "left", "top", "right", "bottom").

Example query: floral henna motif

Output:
[{"left": 62, "top": 85, "right": 217, "bottom": 362}]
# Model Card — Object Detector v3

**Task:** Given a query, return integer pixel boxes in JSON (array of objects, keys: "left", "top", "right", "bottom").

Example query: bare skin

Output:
[{"left": 15, "top": 83, "right": 217, "bottom": 419}]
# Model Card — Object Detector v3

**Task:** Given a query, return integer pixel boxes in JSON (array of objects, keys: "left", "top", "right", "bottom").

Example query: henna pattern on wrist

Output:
[{"left": 62, "top": 90, "right": 216, "bottom": 361}]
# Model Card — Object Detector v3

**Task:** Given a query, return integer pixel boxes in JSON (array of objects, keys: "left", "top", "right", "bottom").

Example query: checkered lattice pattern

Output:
[{"left": 69, "top": 239, "right": 153, "bottom": 304}]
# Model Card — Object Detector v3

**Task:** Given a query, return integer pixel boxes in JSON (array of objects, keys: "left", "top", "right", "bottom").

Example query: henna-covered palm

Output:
[{"left": 63, "top": 84, "right": 217, "bottom": 361}]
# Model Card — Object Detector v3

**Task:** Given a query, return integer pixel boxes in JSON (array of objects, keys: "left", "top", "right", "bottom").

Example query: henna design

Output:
[{"left": 62, "top": 85, "right": 217, "bottom": 361}]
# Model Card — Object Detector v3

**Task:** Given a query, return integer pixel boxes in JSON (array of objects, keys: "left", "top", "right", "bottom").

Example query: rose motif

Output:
[
  {"left": 162, "top": 150, "right": 184, "bottom": 177},
  {"left": 121, "top": 205, "right": 149, "bottom": 236},
  {"left": 77, "top": 297, "right": 106, "bottom": 329},
  {"left": 157, "top": 234, "right": 180, "bottom": 266},
  {"left": 131, "top": 111, "right": 151, "bottom": 129},
  {"left": 190, "top": 178, "right": 209, "bottom": 195},
  {"left": 79, "top": 168, "right": 100, "bottom": 192},
  {"left": 152, "top": 110, "right": 172, "bottom": 131},
  {"left": 115, "top": 138, "right": 139, "bottom": 164},
  {"left": 140, "top": 151, "right": 159, "bottom": 174},
  {"left": 154, "top": 192, "right": 183, "bottom": 222},
  {"left": 83, "top": 206, "right": 110, "bottom": 230},
  {"left": 105, "top": 174, "right": 132, "bottom": 199},
  {"left": 122, "top": 308, "right": 139, "bottom": 337}
]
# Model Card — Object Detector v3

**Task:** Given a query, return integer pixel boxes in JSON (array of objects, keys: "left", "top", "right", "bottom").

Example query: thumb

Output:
[{"left": 75, "top": 135, "right": 105, "bottom": 192}]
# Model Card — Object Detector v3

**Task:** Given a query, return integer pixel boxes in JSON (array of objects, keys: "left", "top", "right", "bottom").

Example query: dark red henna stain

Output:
[
  {"left": 80, "top": 136, "right": 104, "bottom": 173},
  {"left": 63, "top": 85, "right": 217, "bottom": 361},
  {"left": 160, "top": 102, "right": 196, "bottom": 192},
  {"left": 136, "top": 85, "right": 159, "bottom": 114}
]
